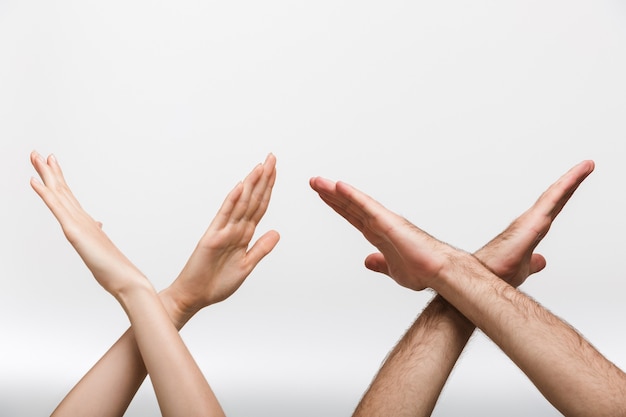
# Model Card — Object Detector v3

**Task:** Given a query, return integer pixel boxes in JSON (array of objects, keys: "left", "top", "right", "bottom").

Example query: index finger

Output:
[{"left": 310, "top": 176, "right": 393, "bottom": 235}]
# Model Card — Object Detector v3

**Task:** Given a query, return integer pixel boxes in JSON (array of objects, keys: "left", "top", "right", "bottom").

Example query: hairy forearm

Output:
[
  {"left": 354, "top": 295, "right": 475, "bottom": 417},
  {"left": 51, "top": 287, "right": 196, "bottom": 417},
  {"left": 435, "top": 253, "right": 626, "bottom": 417}
]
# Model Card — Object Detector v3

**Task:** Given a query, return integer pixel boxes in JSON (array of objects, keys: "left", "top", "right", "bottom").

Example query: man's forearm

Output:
[
  {"left": 51, "top": 287, "right": 192, "bottom": 417},
  {"left": 354, "top": 295, "right": 474, "bottom": 417},
  {"left": 435, "top": 252, "right": 626, "bottom": 417}
]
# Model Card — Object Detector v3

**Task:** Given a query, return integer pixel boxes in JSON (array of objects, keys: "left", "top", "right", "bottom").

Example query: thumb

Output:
[
  {"left": 246, "top": 230, "right": 280, "bottom": 272},
  {"left": 529, "top": 253, "right": 547, "bottom": 276},
  {"left": 365, "top": 252, "right": 390, "bottom": 276}
]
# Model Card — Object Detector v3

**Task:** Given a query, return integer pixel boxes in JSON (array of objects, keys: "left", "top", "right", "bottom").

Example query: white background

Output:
[{"left": 1, "top": 1, "right": 626, "bottom": 415}]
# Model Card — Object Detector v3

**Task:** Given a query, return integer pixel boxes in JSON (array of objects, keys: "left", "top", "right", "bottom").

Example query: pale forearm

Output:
[
  {"left": 435, "top": 253, "right": 626, "bottom": 417},
  {"left": 51, "top": 287, "right": 197, "bottom": 417},
  {"left": 30, "top": 152, "right": 269, "bottom": 417},
  {"left": 118, "top": 282, "right": 224, "bottom": 417},
  {"left": 354, "top": 295, "right": 474, "bottom": 417}
]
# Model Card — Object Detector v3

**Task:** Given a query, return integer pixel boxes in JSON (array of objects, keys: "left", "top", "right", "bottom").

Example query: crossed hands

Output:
[
  {"left": 30, "top": 150, "right": 593, "bottom": 322},
  {"left": 30, "top": 151, "right": 280, "bottom": 317},
  {"left": 310, "top": 160, "right": 594, "bottom": 292}
]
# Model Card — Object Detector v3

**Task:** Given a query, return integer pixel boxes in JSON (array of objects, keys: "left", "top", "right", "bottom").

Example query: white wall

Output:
[{"left": 1, "top": 1, "right": 625, "bottom": 415}]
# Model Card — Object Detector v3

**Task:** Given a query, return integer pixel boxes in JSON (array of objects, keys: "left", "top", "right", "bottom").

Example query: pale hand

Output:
[
  {"left": 167, "top": 154, "right": 280, "bottom": 317},
  {"left": 30, "top": 151, "right": 149, "bottom": 298}
]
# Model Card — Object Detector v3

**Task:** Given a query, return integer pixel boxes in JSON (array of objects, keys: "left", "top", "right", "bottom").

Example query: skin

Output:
[
  {"left": 310, "top": 160, "right": 626, "bottom": 417},
  {"left": 31, "top": 151, "right": 280, "bottom": 417},
  {"left": 347, "top": 159, "right": 600, "bottom": 417},
  {"left": 348, "top": 164, "right": 561, "bottom": 417}
]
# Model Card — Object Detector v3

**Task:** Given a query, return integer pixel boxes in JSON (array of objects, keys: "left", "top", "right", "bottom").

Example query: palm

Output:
[{"left": 169, "top": 154, "right": 280, "bottom": 313}]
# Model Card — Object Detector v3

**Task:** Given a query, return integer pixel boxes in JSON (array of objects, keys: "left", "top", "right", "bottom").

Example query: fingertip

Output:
[
  {"left": 310, "top": 176, "right": 335, "bottom": 192},
  {"left": 29, "top": 176, "right": 42, "bottom": 188},
  {"left": 529, "top": 253, "right": 547, "bottom": 275},
  {"left": 335, "top": 180, "right": 352, "bottom": 193},
  {"left": 270, "top": 230, "right": 281, "bottom": 245},
  {"left": 227, "top": 181, "right": 244, "bottom": 201},
  {"left": 233, "top": 180, "right": 244, "bottom": 194},
  {"left": 573, "top": 160, "right": 595, "bottom": 176},
  {"left": 264, "top": 229, "right": 280, "bottom": 242},
  {"left": 30, "top": 150, "right": 44, "bottom": 165},
  {"left": 249, "top": 230, "right": 281, "bottom": 262},
  {"left": 364, "top": 252, "right": 388, "bottom": 275},
  {"left": 30, "top": 177, "right": 46, "bottom": 199}
]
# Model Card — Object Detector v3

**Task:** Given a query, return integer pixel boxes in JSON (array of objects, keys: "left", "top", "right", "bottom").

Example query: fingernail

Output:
[{"left": 32, "top": 151, "right": 44, "bottom": 163}]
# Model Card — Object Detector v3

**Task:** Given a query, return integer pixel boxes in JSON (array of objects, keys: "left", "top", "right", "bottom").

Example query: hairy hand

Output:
[
  {"left": 474, "top": 160, "right": 594, "bottom": 287},
  {"left": 310, "top": 160, "right": 594, "bottom": 291},
  {"left": 310, "top": 177, "right": 453, "bottom": 291}
]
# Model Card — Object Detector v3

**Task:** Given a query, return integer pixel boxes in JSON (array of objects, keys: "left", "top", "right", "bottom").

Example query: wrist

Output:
[
  {"left": 159, "top": 286, "right": 199, "bottom": 329},
  {"left": 429, "top": 250, "right": 476, "bottom": 295},
  {"left": 115, "top": 277, "right": 159, "bottom": 316}
]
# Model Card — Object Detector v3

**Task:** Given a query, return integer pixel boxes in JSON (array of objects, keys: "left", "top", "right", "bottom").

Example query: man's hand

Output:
[
  {"left": 475, "top": 160, "right": 594, "bottom": 287},
  {"left": 310, "top": 160, "right": 594, "bottom": 291},
  {"left": 309, "top": 176, "right": 453, "bottom": 291}
]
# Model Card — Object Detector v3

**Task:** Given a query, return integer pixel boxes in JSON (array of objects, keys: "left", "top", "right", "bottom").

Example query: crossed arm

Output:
[
  {"left": 31, "top": 151, "right": 280, "bottom": 417},
  {"left": 310, "top": 160, "right": 626, "bottom": 417}
]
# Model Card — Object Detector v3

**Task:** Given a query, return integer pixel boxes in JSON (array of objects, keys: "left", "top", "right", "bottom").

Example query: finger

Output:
[
  {"left": 309, "top": 176, "right": 334, "bottom": 194},
  {"left": 251, "top": 159, "right": 277, "bottom": 223},
  {"left": 243, "top": 157, "right": 272, "bottom": 220},
  {"left": 30, "top": 175, "right": 51, "bottom": 205},
  {"left": 30, "top": 151, "right": 57, "bottom": 187},
  {"left": 364, "top": 252, "right": 390, "bottom": 275},
  {"left": 317, "top": 191, "right": 400, "bottom": 258},
  {"left": 244, "top": 230, "right": 280, "bottom": 274},
  {"left": 311, "top": 177, "right": 369, "bottom": 230},
  {"left": 46, "top": 153, "right": 65, "bottom": 179},
  {"left": 317, "top": 192, "right": 367, "bottom": 232},
  {"left": 500, "top": 160, "right": 594, "bottom": 254},
  {"left": 30, "top": 175, "right": 74, "bottom": 228},
  {"left": 334, "top": 181, "right": 399, "bottom": 233},
  {"left": 533, "top": 160, "right": 594, "bottom": 221},
  {"left": 529, "top": 253, "right": 547, "bottom": 276},
  {"left": 310, "top": 177, "right": 355, "bottom": 221},
  {"left": 267, "top": 154, "right": 277, "bottom": 189},
  {"left": 46, "top": 154, "right": 85, "bottom": 211},
  {"left": 312, "top": 177, "right": 403, "bottom": 253},
  {"left": 30, "top": 153, "right": 64, "bottom": 216},
  {"left": 232, "top": 163, "right": 264, "bottom": 221},
  {"left": 208, "top": 181, "right": 244, "bottom": 231},
  {"left": 248, "top": 153, "right": 277, "bottom": 222}
]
